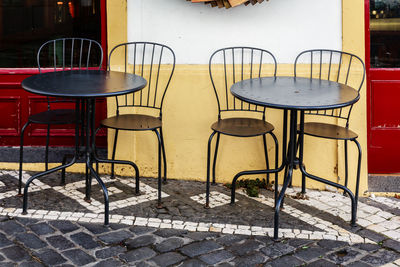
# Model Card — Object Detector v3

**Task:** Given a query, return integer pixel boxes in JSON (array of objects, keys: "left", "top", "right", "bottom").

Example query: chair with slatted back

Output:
[
  {"left": 18, "top": 38, "right": 103, "bottom": 195},
  {"left": 205, "top": 47, "right": 279, "bottom": 208},
  {"left": 294, "top": 49, "right": 365, "bottom": 195},
  {"left": 97, "top": 42, "right": 175, "bottom": 208}
]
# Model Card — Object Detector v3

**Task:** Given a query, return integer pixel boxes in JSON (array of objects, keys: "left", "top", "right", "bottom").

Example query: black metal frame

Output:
[
  {"left": 18, "top": 38, "right": 103, "bottom": 195},
  {"left": 95, "top": 42, "right": 176, "bottom": 208},
  {"left": 293, "top": 49, "right": 365, "bottom": 194},
  {"left": 206, "top": 47, "right": 279, "bottom": 208},
  {"left": 22, "top": 97, "right": 142, "bottom": 225}
]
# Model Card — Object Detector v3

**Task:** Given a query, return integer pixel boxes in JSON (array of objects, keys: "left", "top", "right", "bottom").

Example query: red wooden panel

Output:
[
  {"left": 370, "top": 81, "right": 400, "bottom": 128},
  {"left": 0, "top": 96, "right": 20, "bottom": 136}
]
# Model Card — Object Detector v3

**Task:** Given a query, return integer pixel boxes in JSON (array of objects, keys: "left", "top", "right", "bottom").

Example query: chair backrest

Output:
[
  {"left": 37, "top": 38, "right": 103, "bottom": 109},
  {"left": 294, "top": 49, "right": 365, "bottom": 127},
  {"left": 209, "top": 47, "right": 277, "bottom": 119},
  {"left": 37, "top": 38, "right": 103, "bottom": 72},
  {"left": 108, "top": 42, "right": 176, "bottom": 117}
]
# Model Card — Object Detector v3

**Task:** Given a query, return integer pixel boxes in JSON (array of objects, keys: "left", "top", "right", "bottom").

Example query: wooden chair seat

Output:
[
  {"left": 300, "top": 122, "right": 358, "bottom": 140},
  {"left": 211, "top": 117, "right": 274, "bottom": 137},
  {"left": 100, "top": 114, "right": 161, "bottom": 131}
]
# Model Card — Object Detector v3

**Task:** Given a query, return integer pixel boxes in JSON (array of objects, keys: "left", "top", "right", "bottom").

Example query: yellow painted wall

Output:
[
  {"left": 1, "top": 0, "right": 367, "bottom": 196},
  {"left": 102, "top": 0, "right": 368, "bottom": 195}
]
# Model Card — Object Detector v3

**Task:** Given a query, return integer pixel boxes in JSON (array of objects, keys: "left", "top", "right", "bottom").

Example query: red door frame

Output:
[
  {"left": 0, "top": 0, "right": 107, "bottom": 147},
  {"left": 365, "top": 0, "right": 400, "bottom": 173}
]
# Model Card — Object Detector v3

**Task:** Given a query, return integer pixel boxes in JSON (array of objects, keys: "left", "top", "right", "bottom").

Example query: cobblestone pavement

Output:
[{"left": 0, "top": 170, "right": 399, "bottom": 266}]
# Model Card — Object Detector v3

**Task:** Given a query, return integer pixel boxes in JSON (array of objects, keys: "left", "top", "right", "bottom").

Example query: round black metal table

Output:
[
  {"left": 230, "top": 76, "right": 360, "bottom": 240},
  {"left": 21, "top": 70, "right": 147, "bottom": 225}
]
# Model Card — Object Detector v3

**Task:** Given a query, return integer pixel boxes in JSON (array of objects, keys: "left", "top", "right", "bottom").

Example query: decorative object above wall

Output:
[{"left": 188, "top": 0, "right": 267, "bottom": 9}]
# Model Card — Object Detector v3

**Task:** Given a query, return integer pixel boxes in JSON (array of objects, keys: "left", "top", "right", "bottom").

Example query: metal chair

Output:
[
  {"left": 205, "top": 47, "right": 279, "bottom": 208},
  {"left": 97, "top": 42, "right": 175, "bottom": 208},
  {"left": 18, "top": 38, "right": 103, "bottom": 195},
  {"left": 294, "top": 49, "right": 365, "bottom": 197}
]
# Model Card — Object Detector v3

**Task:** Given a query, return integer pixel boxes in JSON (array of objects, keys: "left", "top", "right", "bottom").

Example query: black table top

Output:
[
  {"left": 230, "top": 76, "right": 359, "bottom": 110},
  {"left": 21, "top": 70, "right": 147, "bottom": 98}
]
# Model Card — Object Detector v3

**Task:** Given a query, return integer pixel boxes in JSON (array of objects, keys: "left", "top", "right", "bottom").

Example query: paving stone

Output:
[
  {"left": 326, "top": 248, "right": 360, "bottom": 265},
  {"left": 120, "top": 247, "right": 157, "bottom": 262},
  {"left": 125, "top": 235, "right": 156, "bottom": 250},
  {"left": 228, "top": 239, "right": 263, "bottom": 256},
  {"left": 95, "top": 246, "right": 126, "bottom": 259},
  {"left": 130, "top": 226, "right": 156, "bottom": 235},
  {"left": 179, "top": 259, "right": 207, "bottom": 267},
  {"left": 357, "top": 229, "right": 386, "bottom": 243},
  {"left": 233, "top": 252, "right": 267, "bottom": 266},
  {"left": 180, "top": 240, "right": 222, "bottom": 257},
  {"left": 33, "top": 248, "right": 67, "bottom": 265},
  {"left": 293, "top": 245, "right": 329, "bottom": 261},
  {"left": 0, "top": 220, "right": 25, "bottom": 234},
  {"left": 199, "top": 250, "right": 234, "bottom": 265},
  {"left": 0, "top": 232, "right": 13, "bottom": 248},
  {"left": 19, "top": 261, "right": 45, "bottom": 267},
  {"left": 93, "top": 258, "right": 125, "bottom": 267},
  {"left": 98, "top": 230, "right": 133, "bottom": 245},
  {"left": 70, "top": 232, "right": 100, "bottom": 249},
  {"left": 154, "top": 228, "right": 187, "bottom": 238},
  {"left": 183, "top": 231, "right": 219, "bottom": 241},
  {"left": 287, "top": 238, "right": 313, "bottom": 248},
  {"left": 155, "top": 238, "right": 185, "bottom": 253},
  {"left": 15, "top": 232, "right": 47, "bottom": 249},
  {"left": 80, "top": 222, "right": 110, "bottom": 235},
  {"left": 360, "top": 249, "right": 400, "bottom": 266},
  {"left": 260, "top": 242, "right": 295, "bottom": 258},
  {"left": 317, "top": 239, "right": 347, "bottom": 250},
  {"left": 1, "top": 245, "right": 31, "bottom": 262},
  {"left": 346, "top": 261, "right": 373, "bottom": 267},
  {"left": 267, "top": 255, "right": 305, "bottom": 267},
  {"left": 63, "top": 249, "right": 96, "bottom": 265},
  {"left": 0, "top": 262, "right": 15, "bottom": 267},
  {"left": 29, "top": 222, "right": 55, "bottom": 236},
  {"left": 216, "top": 235, "right": 247, "bottom": 246},
  {"left": 49, "top": 220, "right": 79, "bottom": 234},
  {"left": 307, "top": 259, "right": 338, "bottom": 267},
  {"left": 354, "top": 243, "right": 381, "bottom": 252},
  {"left": 46, "top": 235, "right": 75, "bottom": 250},
  {"left": 0, "top": 253, "right": 4, "bottom": 261},
  {"left": 383, "top": 239, "right": 400, "bottom": 253},
  {"left": 135, "top": 261, "right": 155, "bottom": 267},
  {"left": 150, "top": 252, "right": 186, "bottom": 267}
]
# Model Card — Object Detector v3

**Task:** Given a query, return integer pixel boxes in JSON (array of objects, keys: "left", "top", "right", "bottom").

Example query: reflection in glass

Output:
[
  {"left": 0, "top": 0, "right": 101, "bottom": 68},
  {"left": 370, "top": 0, "right": 400, "bottom": 68}
]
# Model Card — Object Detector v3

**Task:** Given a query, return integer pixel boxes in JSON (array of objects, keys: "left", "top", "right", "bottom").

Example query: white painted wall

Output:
[{"left": 127, "top": 0, "right": 342, "bottom": 64}]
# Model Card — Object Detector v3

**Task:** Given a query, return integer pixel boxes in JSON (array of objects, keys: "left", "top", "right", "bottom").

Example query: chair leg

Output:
[
  {"left": 263, "top": 134, "right": 270, "bottom": 184},
  {"left": 212, "top": 132, "right": 220, "bottom": 185},
  {"left": 153, "top": 129, "right": 163, "bottom": 208},
  {"left": 110, "top": 129, "right": 119, "bottom": 179},
  {"left": 269, "top": 132, "right": 279, "bottom": 208},
  {"left": 343, "top": 140, "right": 349, "bottom": 196},
  {"left": 352, "top": 138, "right": 362, "bottom": 221},
  {"left": 160, "top": 127, "right": 167, "bottom": 183},
  {"left": 206, "top": 131, "right": 217, "bottom": 208},
  {"left": 45, "top": 124, "right": 50, "bottom": 171},
  {"left": 18, "top": 121, "right": 30, "bottom": 196}
]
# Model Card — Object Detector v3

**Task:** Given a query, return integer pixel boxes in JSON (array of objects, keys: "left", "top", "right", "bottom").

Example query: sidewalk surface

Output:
[{"left": 0, "top": 170, "right": 399, "bottom": 266}]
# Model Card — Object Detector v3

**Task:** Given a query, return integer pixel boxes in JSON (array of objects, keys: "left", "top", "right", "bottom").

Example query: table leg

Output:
[
  {"left": 22, "top": 100, "right": 81, "bottom": 215},
  {"left": 273, "top": 109, "right": 297, "bottom": 240}
]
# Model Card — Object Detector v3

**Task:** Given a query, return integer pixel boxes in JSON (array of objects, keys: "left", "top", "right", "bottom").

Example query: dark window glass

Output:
[
  {"left": 370, "top": 0, "right": 400, "bottom": 68},
  {"left": 0, "top": 0, "right": 101, "bottom": 68}
]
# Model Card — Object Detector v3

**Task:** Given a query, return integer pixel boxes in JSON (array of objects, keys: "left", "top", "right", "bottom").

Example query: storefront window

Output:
[
  {"left": 0, "top": 0, "right": 101, "bottom": 68},
  {"left": 370, "top": 0, "right": 400, "bottom": 68}
]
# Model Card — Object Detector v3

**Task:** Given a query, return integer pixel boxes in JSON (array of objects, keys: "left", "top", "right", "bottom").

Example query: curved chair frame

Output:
[
  {"left": 294, "top": 49, "right": 365, "bottom": 200},
  {"left": 19, "top": 38, "right": 103, "bottom": 195},
  {"left": 206, "top": 46, "right": 279, "bottom": 208},
  {"left": 97, "top": 42, "right": 175, "bottom": 207}
]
